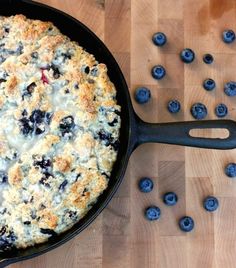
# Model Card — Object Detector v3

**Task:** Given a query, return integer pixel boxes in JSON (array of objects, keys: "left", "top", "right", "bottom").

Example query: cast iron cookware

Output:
[{"left": 1, "top": 0, "right": 236, "bottom": 266}]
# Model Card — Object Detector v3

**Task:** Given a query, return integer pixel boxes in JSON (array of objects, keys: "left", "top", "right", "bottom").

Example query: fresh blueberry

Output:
[
  {"left": 191, "top": 103, "right": 207, "bottom": 120},
  {"left": 151, "top": 65, "right": 166, "bottom": 80},
  {"left": 225, "top": 163, "right": 236, "bottom": 177},
  {"left": 138, "top": 177, "right": 153, "bottom": 193},
  {"left": 203, "top": 78, "right": 216, "bottom": 91},
  {"left": 134, "top": 87, "right": 151, "bottom": 104},
  {"left": 180, "top": 48, "right": 195, "bottom": 63},
  {"left": 163, "top": 192, "right": 178, "bottom": 206},
  {"left": 224, "top": 81, "right": 236, "bottom": 96},
  {"left": 222, "top": 29, "right": 236, "bottom": 44},
  {"left": 152, "top": 32, "right": 167, "bottom": 46},
  {"left": 203, "top": 54, "right": 214, "bottom": 64},
  {"left": 145, "top": 206, "right": 161, "bottom": 221},
  {"left": 215, "top": 103, "right": 228, "bottom": 118},
  {"left": 179, "top": 216, "right": 194, "bottom": 232},
  {"left": 167, "top": 100, "right": 181, "bottom": 113},
  {"left": 203, "top": 196, "right": 219, "bottom": 212}
]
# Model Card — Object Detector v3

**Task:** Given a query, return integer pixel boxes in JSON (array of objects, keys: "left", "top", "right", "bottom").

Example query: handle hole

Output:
[{"left": 189, "top": 128, "right": 229, "bottom": 139}]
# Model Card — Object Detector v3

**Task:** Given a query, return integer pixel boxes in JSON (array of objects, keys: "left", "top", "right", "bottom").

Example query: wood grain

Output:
[{"left": 10, "top": 0, "right": 236, "bottom": 267}]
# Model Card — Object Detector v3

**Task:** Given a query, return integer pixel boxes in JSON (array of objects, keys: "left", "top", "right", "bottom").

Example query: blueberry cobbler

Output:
[{"left": 0, "top": 15, "right": 121, "bottom": 250}]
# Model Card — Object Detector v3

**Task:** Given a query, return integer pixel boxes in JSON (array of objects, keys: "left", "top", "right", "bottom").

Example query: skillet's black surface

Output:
[{"left": 1, "top": 0, "right": 236, "bottom": 266}]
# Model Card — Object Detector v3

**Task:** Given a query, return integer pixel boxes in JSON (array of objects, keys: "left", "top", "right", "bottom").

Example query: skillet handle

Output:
[{"left": 134, "top": 116, "right": 236, "bottom": 150}]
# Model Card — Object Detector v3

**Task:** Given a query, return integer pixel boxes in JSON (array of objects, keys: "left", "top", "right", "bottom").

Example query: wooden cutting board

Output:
[{"left": 10, "top": 0, "right": 236, "bottom": 267}]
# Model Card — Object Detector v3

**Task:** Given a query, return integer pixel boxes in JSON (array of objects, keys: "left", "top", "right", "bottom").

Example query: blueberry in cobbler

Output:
[
  {"left": 0, "top": 172, "right": 8, "bottom": 184},
  {"left": 0, "top": 227, "right": 17, "bottom": 251},
  {"left": 51, "top": 64, "right": 60, "bottom": 79},
  {"left": 22, "top": 82, "right": 36, "bottom": 99},
  {"left": 19, "top": 109, "right": 52, "bottom": 136},
  {"left": 33, "top": 155, "right": 52, "bottom": 172},
  {"left": 40, "top": 228, "right": 57, "bottom": 237},
  {"left": 59, "top": 116, "right": 75, "bottom": 137},
  {"left": 59, "top": 180, "right": 68, "bottom": 191}
]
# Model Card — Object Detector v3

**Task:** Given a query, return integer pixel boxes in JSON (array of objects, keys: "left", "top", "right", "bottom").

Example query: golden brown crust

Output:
[{"left": 0, "top": 14, "right": 121, "bottom": 251}]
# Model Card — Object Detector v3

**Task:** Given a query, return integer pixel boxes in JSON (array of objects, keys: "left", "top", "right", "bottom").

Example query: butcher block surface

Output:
[{"left": 10, "top": 0, "right": 236, "bottom": 267}]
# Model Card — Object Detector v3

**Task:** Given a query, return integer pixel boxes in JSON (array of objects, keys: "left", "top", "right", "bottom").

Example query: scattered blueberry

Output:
[
  {"left": 180, "top": 48, "right": 195, "bottom": 63},
  {"left": 134, "top": 87, "right": 151, "bottom": 104},
  {"left": 179, "top": 216, "right": 194, "bottom": 232},
  {"left": 167, "top": 100, "right": 181, "bottom": 113},
  {"left": 203, "top": 196, "right": 219, "bottom": 212},
  {"left": 203, "top": 78, "right": 216, "bottom": 91},
  {"left": 151, "top": 65, "right": 166, "bottom": 80},
  {"left": 224, "top": 81, "right": 236, "bottom": 96},
  {"left": 163, "top": 192, "right": 178, "bottom": 206},
  {"left": 191, "top": 103, "right": 207, "bottom": 120},
  {"left": 222, "top": 29, "right": 235, "bottom": 44},
  {"left": 215, "top": 103, "right": 228, "bottom": 118},
  {"left": 138, "top": 177, "right": 153, "bottom": 193},
  {"left": 203, "top": 54, "right": 214, "bottom": 64},
  {"left": 145, "top": 206, "right": 161, "bottom": 221},
  {"left": 225, "top": 163, "right": 236, "bottom": 177},
  {"left": 31, "top": 51, "right": 38, "bottom": 59},
  {"left": 152, "top": 32, "right": 167, "bottom": 46}
]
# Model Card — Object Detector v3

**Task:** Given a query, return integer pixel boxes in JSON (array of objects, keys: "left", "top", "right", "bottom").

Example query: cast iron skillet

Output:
[{"left": 1, "top": 0, "right": 236, "bottom": 266}]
